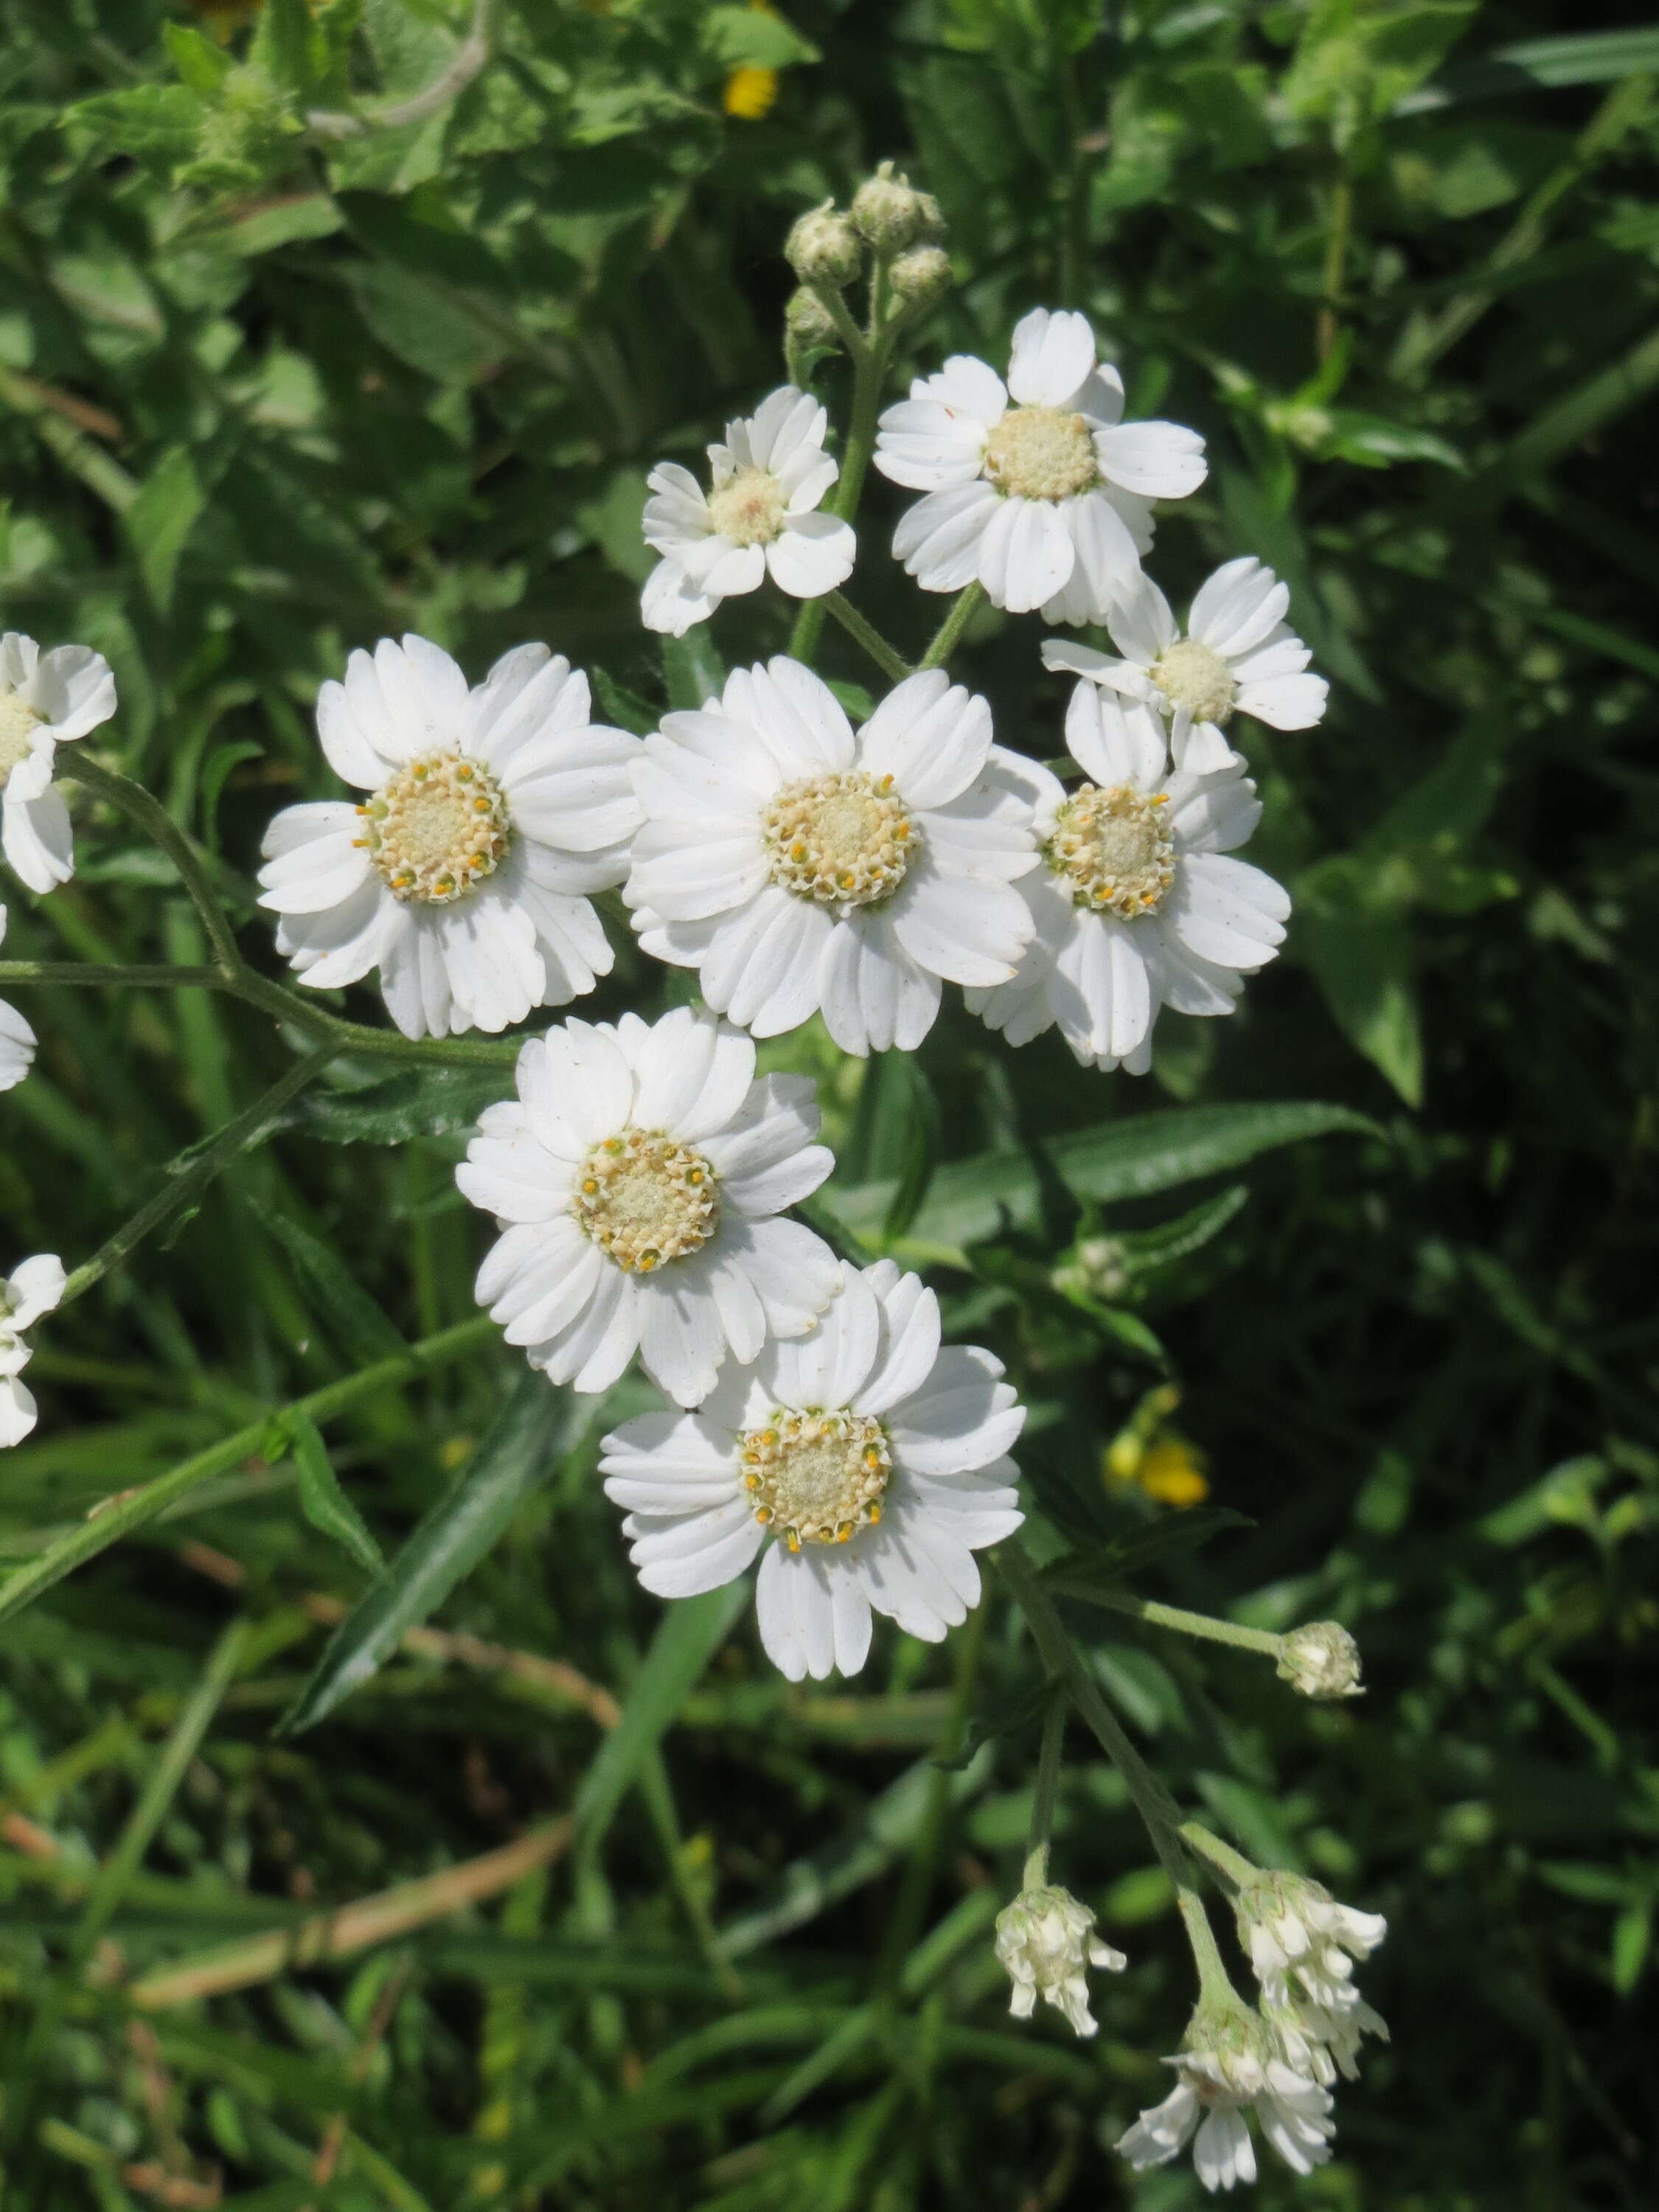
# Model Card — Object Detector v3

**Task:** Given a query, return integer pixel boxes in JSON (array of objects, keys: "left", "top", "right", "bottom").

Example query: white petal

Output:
[
  {"left": 1107, "top": 577, "right": 1178, "bottom": 666},
  {"left": 889, "top": 868, "right": 1032, "bottom": 987},
  {"left": 766, "top": 513, "right": 856, "bottom": 599},
  {"left": 891, "top": 483, "right": 1003, "bottom": 593},
  {"left": 1237, "top": 672, "right": 1329, "bottom": 730},
  {"left": 818, "top": 912, "right": 939, "bottom": 1056},
  {"left": 630, "top": 1007, "right": 754, "bottom": 1139},
  {"left": 851, "top": 1270, "right": 942, "bottom": 1417},
  {"left": 27, "top": 644, "right": 116, "bottom": 740},
  {"left": 1095, "top": 420, "right": 1208, "bottom": 500},
  {"left": 887, "top": 1346, "right": 1024, "bottom": 1475},
  {"left": 0, "top": 995, "right": 36, "bottom": 1091},
  {"left": 641, "top": 558, "right": 717, "bottom": 636},
  {"left": 1006, "top": 308, "right": 1098, "bottom": 408},
  {"left": 0, "top": 1372, "right": 39, "bottom": 1448},
  {"left": 1168, "top": 853, "right": 1289, "bottom": 969},
  {"left": 856, "top": 672, "right": 992, "bottom": 810},
  {"left": 768, "top": 1263, "right": 879, "bottom": 1410},
  {"left": 1064, "top": 684, "right": 1166, "bottom": 790},
  {"left": 720, "top": 1214, "right": 840, "bottom": 1339},
  {"left": 2, "top": 785, "right": 74, "bottom": 894}
]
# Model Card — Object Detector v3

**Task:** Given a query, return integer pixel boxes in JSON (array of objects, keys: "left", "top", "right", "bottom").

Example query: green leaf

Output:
[
  {"left": 662, "top": 630, "right": 725, "bottom": 714},
  {"left": 351, "top": 264, "right": 505, "bottom": 384},
  {"left": 279, "top": 1370, "right": 570, "bottom": 1734},
  {"left": 294, "top": 1065, "right": 509, "bottom": 1145},
  {"left": 162, "top": 23, "right": 234, "bottom": 95},
  {"left": 289, "top": 1411, "right": 383, "bottom": 1576},
  {"left": 574, "top": 1586, "right": 748, "bottom": 1847},
  {"left": 121, "top": 446, "right": 205, "bottom": 611},
  {"left": 825, "top": 1103, "right": 1380, "bottom": 1262},
  {"left": 251, "top": 0, "right": 323, "bottom": 101},
  {"left": 1295, "top": 901, "right": 1425, "bottom": 1105},
  {"left": 703, "top": 6, "right": 821, "bottom": 70},
  {"left": 1043, "top": 1509, "right": 1255, "bottom": 1594},
  {"left": 1116, "top": 1185, "right": 1251, "bottom": 1270},
  {"left": 62, "top": 86, "right": 204, "bottom": 173},
  {"left": 250, "top": 1200, "right": 408, "bottom": 1368},
  {"left": 591, "top": 667, "right": 660, "bottom": 737}
]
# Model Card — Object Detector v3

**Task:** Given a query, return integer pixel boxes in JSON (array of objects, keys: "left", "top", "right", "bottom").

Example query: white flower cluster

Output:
[{"left": 995, "top": 1879, "right": 1126, "bottom": 2037}]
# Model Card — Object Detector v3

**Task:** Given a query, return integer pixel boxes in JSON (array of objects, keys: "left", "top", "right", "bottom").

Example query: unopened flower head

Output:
[
  {"left": 1, "top": 630, "right": 117, "bottom": 894},
  {"left": 1045, "top": 558, "right": 1329, "bottom": 776},
  {"left": 874, "top": 308, "right": 1205, "bottom": 622},
  {"left": 851, "top": 161, "right": 938, "bottom": 253},
  {"left": 1116, "top": 1999, "right": 1335, "bottom": 2192},
  {"left": 1278, "top": 1619, "right": 1363, "bottom": 1699},
  {"left": 889, "top": 245, "right": 953, "bottom": 308},
  {"left": 1236, "top": 1871, "right": 1386, "bottom": 2006},
  {"left": 967, "top": 683, "right": 1289, "bottom": 1073},
  {"left": 0, "top": 905, "right": 37, "bottom": 1093},
  {"left": 600, "top": 1259, "right": 1025, "bottom": 1681},
  {"left": 785, "top": 201, "right": 862, "bottom": 288},
  {"left": 785, "top": 286, "right": 841, "bottom": 351},
  {"left": 259, "top": 637, "right": 642, "bottom": 1041},
  {"left": 641, "top": 389, "right": 855, "bottom": 638},
  {"left": 1051, "top": 1232, "right": 1130, "bottom": 1303},
  {"left": 0, "top": 1252, "right": 66, "bottom": 1450},
  {"left": 626, "top": 659, "right": 1037, "bottom": 1057},
  {"left": 995, "top": 1879, "right": 1125, "bottom": 2037},
  {"left": 458, "top": 1006, "right": 840, "bottom": 1408}
]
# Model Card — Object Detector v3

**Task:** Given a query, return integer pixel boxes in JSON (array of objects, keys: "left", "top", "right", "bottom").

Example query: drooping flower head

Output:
[
  {"left": 626, "top": 658, "right": 1037, "bottom": 1056},
  {"left": 967, "top": 683, "right": 1289, "bottom": 1072},
  {"left": 259, "top": 637, "right": 642, "bottom": 1040},
  {"left": 1116, "top": 1999, "right": 1335, "bottom": 2192},
  {"left": 874, "top": 308, "right": 1206, "bottom": 624},
  {"left": 0, "top": 906, "right": 37, "bottom": 1092},
  {"left": 458, "top": 1007, "right": 840, "bottom": 1409},
  {"left": 1234, "top": 1871, "right": 1388, "bottom": 2084},
  {"left": 0, "top": 631, "right": 117, "bottom": 893},
  {"left": 995, "top": 1880, "right": 1126, "bottom": 2037},
  {"left": 0, "top": 1252, "right": 66, "bottom": 1450},
  {"left": 599, "top": 1259, "right": 1026, "bottom": 1680},
  {"left": 1046, "top": 557, "right": 1329, "bottom": 776},
  {"left": 1277, "top": 1619, "right": 1363, "bottom": 1700},
  {"left": 641, "top": 388, "right": 856, "bottom": 636}
]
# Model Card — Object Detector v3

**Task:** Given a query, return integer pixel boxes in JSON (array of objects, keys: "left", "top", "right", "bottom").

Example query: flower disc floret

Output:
[
  {"left": 1048, "top": 781, "right": 1174, "bottom": 918},
  {"left": 357, "top": 751, "right": 512, "bottom": 905},
  {"left": 0, "top": 694, "right": 42, "bottom": 782},
  {"left": 984, "top": 406, "right": 1099, "bottom": 503},
  {"left": 1151, "top": 639, "right": 1237, "bottom": 727},
  {"left": 573, "top": 1129, "right": 720, "bottom": 1273},
  {"left": 761, "top": 768, "right": 915, "bottom": 911},
  {"left": 742, "top": 1408, "right": 891, "bottom": 1547},
  {"left": 706, "top": 465, "right": 790, "bottom": 546}
]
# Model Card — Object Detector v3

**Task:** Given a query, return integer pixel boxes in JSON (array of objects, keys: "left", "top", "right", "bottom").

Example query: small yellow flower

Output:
[
  {"left": 1135, "top": 1439, "right": 1211, "bottom": 1510},
  {"left": 725, "top": 65, "right": 779, "bottom": 120},
  {"left": 1103, "top": 1386, "right": 1210, "bottom": 1509}
]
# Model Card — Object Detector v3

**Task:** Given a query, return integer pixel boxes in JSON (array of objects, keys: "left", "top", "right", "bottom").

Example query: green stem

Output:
[
  {"left": 64, "top": 754, "right": 243, "bottom": 973},
  {"left": 810, "top": 284, "right": 870, "bottom": 363},
  {"left": 1023, "top": 1688, "right": 1068, "bottom": 1892},
  {"left": 1047, "top": 1582, "right": 1284, "bottom": 1660},
  {"left": 821, "top": 591, "right": 912, "bottom": 682},
  {"left": 58, "top": 1044, "right": 338, "bottom": 1310},
  {"left": 996, "top": 1540, "right": 1236, "bottom": 2005},
  {"left": 223, "top": 963, "right": 521, "bottom": 1068},
  {"left": 918, "top": 582, "right": 985, "bottom": 672},
  {"left": 0, "top": 961, "right": 219, "bottom": 990},
  {"left": 0, "top": 1315, "right": 496, "bottom": 1628},
  {"left": 1178, "top": 1823, "right": 1259, "bottom": 1891},
  {"left": 789, "top": 308, "right": 892, "bottom": 667},
  {"left": 1316, "top": 167, "right": 1353, "bottom": 364}
]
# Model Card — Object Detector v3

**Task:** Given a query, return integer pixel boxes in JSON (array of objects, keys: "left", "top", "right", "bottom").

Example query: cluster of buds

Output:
[
  {"left": 1234, "top": 1871, "right": 1388, "bottom": 2087},
  {"left": 784, "top": 164, "right": 953, "bottom": 376},
  {"left": 995, "top": 1877, "right": 1126, "bottom": 2038},
  {"left": 1118, "top": 1997, "right": 1335, "bottom": 2187}
]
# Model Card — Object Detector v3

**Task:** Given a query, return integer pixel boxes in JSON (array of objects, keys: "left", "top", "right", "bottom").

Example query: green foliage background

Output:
[{"left": 2, "top": 1, "right": 1657, "bottom": 2205}]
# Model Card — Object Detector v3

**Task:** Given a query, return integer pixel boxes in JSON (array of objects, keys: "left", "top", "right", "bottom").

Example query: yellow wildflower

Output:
[{"left": 725, "top": 0, "right": 787, "bottom": 122}]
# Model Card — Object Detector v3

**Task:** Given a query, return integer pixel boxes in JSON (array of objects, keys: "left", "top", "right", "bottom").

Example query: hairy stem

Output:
[
  {"left": 1046, "top": 1581, "right": 1284, "bottom": 1659},
  {"left": 63, "top": 754, "right": 242, "bottom": 973},
  {"left": 1023, "top": 1688, "right": 1068, "bottom": 1891},
  {"left": 821, "top": 591, "right": 912, "bottom": 681},
  {"left": 1179, "top": 1823, "right": 1259, "bottom": 1890},
  {"left": 790, "top": 307, "right": 893, "bottom": 667},
  {"left": 58, "top": 1044, "right": 339, "bottom": 1310},
  {"left": 918, "top": 581, "right": 985, "bottom": 671}
]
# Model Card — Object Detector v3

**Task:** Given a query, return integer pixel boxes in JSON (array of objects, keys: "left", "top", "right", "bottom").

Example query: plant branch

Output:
[
  {"left": 63, "top": 755, "right": 242, "bottom": 973},
  {"left": 1046, "top": 1582, "right": 1284, "bottom": 1660},
  {"left": 821, "top": 591, "right": 912, "bottom": 681},
  {"left": 1023, "top": 1688, "right": 1068, "bottom": 1892},
  {"left": 0, "top": 961, "right": 219, "bottom": 990},
  {"left": 789, "top": 303, "right": 894, "bottom": 667},
  {"left": 918, "top": 581, "right": 985, "bottom": 671}
]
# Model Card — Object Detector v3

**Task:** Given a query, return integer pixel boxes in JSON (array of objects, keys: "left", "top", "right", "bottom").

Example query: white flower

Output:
[
  {"left": 995, "top": 1881, "right": 1126, "bottom": 2037},
  {"left": 1263, "top": 1984, "right": 1391, "bottom": 2087},
  {"left": 1045, "top": 557, "right": 1329, "bottom": 776},
  {"left": 1117, "top": 2008, "right": 1335, "bottom": 2192},
  {"left": 873, "top": 308, "right": 1206, "bottom": 623},
  {"left": 625, "top": 658, "right": 1037, "bottom": 1057},
  {"left": 1236, "top": 1872, "right": 1388, "bottom": 2082},
  {"left": 457, "top": 1007, "right": 840, "bottom": 1409},
  {"left": 0, "top": 906, "right": 37, "bottom": 1092},
  {"left": 641, "top": 388, "right": 856, "bottom": 636},
  {"left": 1276, "top": 1619, "right": 1363, "bottom": 1699},
  {"left": 599, "top": 1258, "right": 1026, "bottom": 1681},
  {"left": 0, "top": 631, "right": 117, "bottom": 892},
  {"left": 967, "top": 684, "right": 1290, "bottom": 1072},
  {"left": 0, "top": 1252, "right": 66, "bottom": 1449},
  {"left": 259, "top": 637, "right": 642, "bottom": 1040}
]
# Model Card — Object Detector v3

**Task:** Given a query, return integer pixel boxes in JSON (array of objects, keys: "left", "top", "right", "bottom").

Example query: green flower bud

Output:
[
  {"left": 785, "top": 202, "right": 863, "bottom": 289},
  {"left": 851, "top": 160, "right": 936, "bottom": 253},
  {"left": 888, "top": 245, "right": 953, "bottom": 309}
]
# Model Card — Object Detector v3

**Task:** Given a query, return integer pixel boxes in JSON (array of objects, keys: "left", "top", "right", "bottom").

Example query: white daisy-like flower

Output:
[
  {"left": 0, "top": 1252, "right": 66, "bottom": 1449},
  {"left": 0, "top": 631, "right": 117, "bottom": 892},
  {"left": 995, "top": 1879, "right": 1127, "bottom": 2037},
  {"left": 625, "top": 659, "right": 1037, "bottom": 1057},
  {"left": 599, "top": 1259, "right": 1026, "bottom": 1681},
  {"left": 1117, "top": 2007, "right": 1335, "bottom": 2192},
  {"left": 0, "top": 906, "right": 38, "bottom": 1092},
  {"left": 641, "top": 387, "right": 856, "bottom": 637},
  {"left": 258, "top": 637, "right": 642, "bottom": 1040},
  {"left": 966, "top": 684, "right": 1289, "bottom": 1073},
  {"left": 457, "top": 1007, "right": 840, "bottom": 1409},
  {"left": 873, "top": 308, "right": 1206, "bottom": 623},
  {"left": 1044, "top": 557, "right": 1329, "bottom": 776}
]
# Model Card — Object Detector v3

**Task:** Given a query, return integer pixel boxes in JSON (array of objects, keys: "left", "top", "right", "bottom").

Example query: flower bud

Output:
[
  {"left": 995, "top": 1881, "right": 1125, "bottom": 2039},
  {"left": 785, "top": 202, "right": 863, "bottom": 289},
  {"left": 850, "top": 160, "right": 938, "bottom": 254},
  {"left": 785, "top": 286, "right": 841, "bottom": 351},
  {"left": 1276, "top": 1620, "right": 1363, "bottom": 1700},
  {"left": 888, "top": 245, "right": 953, "bottom": 309}
]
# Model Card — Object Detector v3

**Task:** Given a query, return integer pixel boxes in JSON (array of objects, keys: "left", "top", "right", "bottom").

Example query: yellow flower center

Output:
[
  {"left": 761, "top": 769, "right": 915, "bottom": 911},
  {"left": 1048, "top": 782, "right": 1175, "bottom": 919},
  {"left": 982, "top": 406, "right": 1099, "bottom": 502},
  {"left": 740, "top": 1408, "right": 891, "bottom": 1548},
  {"left": 573, "top": 1130, "right": 720, "bottom": 1273},
  {"left": 355, "top": 752, "right": 511, "bottom": 905},
  {"left": 1150, "top": 639, "right": 1237, "bottom": 726},
  {"left": 0, "top": 692, "right": 43, "bottom": 785},
  {"left": 706, "top": 465, "right": 788, "bottom": 546}
]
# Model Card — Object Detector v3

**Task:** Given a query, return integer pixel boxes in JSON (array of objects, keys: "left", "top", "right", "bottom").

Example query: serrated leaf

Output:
[
  {"left": 825, "top": 1103, "right": 1380, "bottom": 1262},
  {"left": 1117, "top": 1184, "right": 1251, "bottom": 1268},
  {"left": 295, "top": 1065, "right": 510, "bottom": 1145},
  {"left": 250, "top": 1200, "right": 408, "bottom": 1368},
  {"left": 279, "top": 1370, "right": 571, "bottom": 1734},
  {"left": 290, "top": 1411, "right": 383, "bottom": 1576}
]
